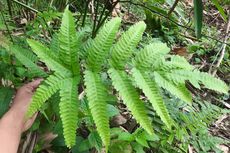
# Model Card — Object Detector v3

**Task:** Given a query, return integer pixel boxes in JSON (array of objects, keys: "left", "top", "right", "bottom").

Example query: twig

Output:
[
  {"left": 49, "top": 0, "right": 54, "bottom": 7},
  {"left": 21, "top": 132, "right": 38, "bottom": 153},
  {"left": 21, "top": 132, "right": 32, "bottom": 153},
  {"left": 11, "top": 0, "right": 38, "bottom": 13},
  {"left": 168, "top": 0, "right": 179, "bottom": 16},
  {"left": 90, "top": 0, "right": 95, "bottom": 20},
  {"left": 28, "top": 132, "right": 37, "bottom": 153},
  {"left": 211, "top": 16, "right": 230, "bottom": 76},
  {"left": 212, "top": 97, "right": 230, "bottom": 109},
  {"left": 208, "top": 13, "right": 220, "bottom": 25},
  {"left": 188, "top": 144, "right": 193, "bottom": 153},
  {"left": 41, "top": 17, "right": 53, "bottom": 37},
  {"left": 179, "top": 32, "right": 199, "bottom": 41},
  {"left": 208, "top": 45, "right": 223, "bottom": 74}
]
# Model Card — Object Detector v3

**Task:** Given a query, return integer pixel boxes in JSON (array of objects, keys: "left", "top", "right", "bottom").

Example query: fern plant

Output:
[
  {"left": 145, "top": 97, "right": 229, "bottom": 153},
  {"left": 19, "top": 7, "right": 229, "bottom": 150},
  {"left": 26, "top": 7, "right": 81, "bottom": 148}
]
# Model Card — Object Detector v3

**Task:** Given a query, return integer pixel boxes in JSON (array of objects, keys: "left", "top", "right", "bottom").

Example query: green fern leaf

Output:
[
  {"left": 168, "top": 70, "right": 229, "bottom": 93},
  {"left": 110, "top": 21, "right": 146, "bottom": 69},
  {"left": 10, "top": 45, "right": 47, "bottom": 77},
  {"left": 166, "top": 55, "right": 193, "bottom": 70},
  {"left": 81, "top": 38, "right": 93, "bottom": 59},
  {"left": 50, "top": 34, "right": 60, "bottom": 54},
  {"left": 86, "top": 18, "right": 121, "bottom": 71},
  {"left": 154, "top": 71, "right": 192, "bottom": 104},
  {"left": 76, "top": 27, "right": 91, "bottom": 59},
  {"left": 58, "top": 7, "right": 79, "bottom": 75},
  {"left": 84, "top": 70, "right": 110, "bottom": 149},
  {"left": 27, "top": 74, "right": 64, "bottom": 117},
  {"left": 165, "top": 71, "right": 201, "bottom": 89},
  {"left": 108, "top": 68, "right": 153, "bottom": 134},
  {"left": 132, "top": 68, "right": 173, "bottom": 129},
  {"left": 27, "top": 39, "right": 72, "bottom": 77},
  {"left": 154, "top": 56, "right": 193, "bottom": 71},
  {"left": 59, "top": 77, "right": 79, "bottom": 148},
  {"left": 134, "top": 42, "right": 170, "bottom": 69}
]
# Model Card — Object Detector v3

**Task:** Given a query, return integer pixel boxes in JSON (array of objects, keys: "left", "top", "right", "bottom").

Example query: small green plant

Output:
[
  {"left": 8, "top": 7, "right": 228, "bottom": 150},
  {"left": 108, "top": 99, "right": 229, "bottom": 153}
]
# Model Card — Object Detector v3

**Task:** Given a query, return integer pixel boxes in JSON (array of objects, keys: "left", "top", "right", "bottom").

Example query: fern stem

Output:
[
  {"left": 94, "top": 0, "right": 120, "bottom": 36},
  {"left": 6, "top": 0, "right": 13, "bottom": 18},
  {"left": 82, "top": 0, "right": 90, "bottom": 27},
  {"left": 95, "top": 0, "right": 107, "bottom": 31},
  {"left": 92, "top": 0, "right": 100, "bottom": 38}
]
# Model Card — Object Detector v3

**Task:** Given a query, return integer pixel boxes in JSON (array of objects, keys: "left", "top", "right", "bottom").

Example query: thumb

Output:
[{"left": 25, "top": 78, "right": 43, "bottom": 91}]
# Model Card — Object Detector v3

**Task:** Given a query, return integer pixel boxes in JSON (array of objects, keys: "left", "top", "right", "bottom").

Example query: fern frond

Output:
[
  {"left": 10, "top": 45, "right": 47, "bottom": 77},
  {"left": 110, "top": 22, "right": 146, "bottom": 69},
  {"left": 154, "top": 57, "right": 193, "bottom": 72},
  {"left": 165, "top": 71, "right": 201, "bottom": 89},
  {"left": 84, "top": 70, "right": 110, "bottom": 149},
  {"left": 27, "top": 74, "right": 64, "bottom": 117},
  {"left": 59, "top": 77, "right": 79, "bottom": 148},
  {"left": 75, "top": 27, "right": 91, "bottom": 59},
  {"left": 166, "top": 55, "right": 193, "bottom": 70},
  {"left": 134, "top": 42, "right": 170, "bottom": 69},
  {"left": 168, "top": 70, "right": 229, "bottom": 93},
  {"left": 27, "top": 39, "right": 72, "bottom": 77},
  {"left": 154, "top": 71, "right": 192, "bottom": 104},
  {"left": 108, "top": 68, "right": 153, "bottom": 134},
  {"left": 148, "top": 55, "right": 193, "bottom": 72},
  {"left": 86, "top": 18, "right": 121, "bottom": 71},
  {"left": 80, "top": 38, "right": 92, "bottom": 59},
  {"left": 58, "top": 7, "right": 79, "bottom": 75},
  {"left": 132, "top": 68, "right": 173, "bottom": 129},
  {"left": 50, "top": 34, "right": 60, "bottom": 54}
]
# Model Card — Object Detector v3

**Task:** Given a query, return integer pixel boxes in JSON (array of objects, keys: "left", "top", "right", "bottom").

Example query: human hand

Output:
[{"left": 9, "top": 79, "right": 43, "bottom": 132}]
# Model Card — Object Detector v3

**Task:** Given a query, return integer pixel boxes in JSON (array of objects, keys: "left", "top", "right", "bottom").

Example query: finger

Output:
[{"left": 25, "top": 78, "right": 43, "bottom": 91}]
